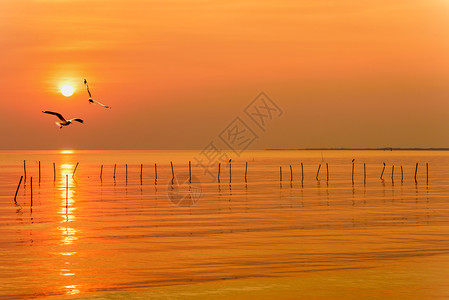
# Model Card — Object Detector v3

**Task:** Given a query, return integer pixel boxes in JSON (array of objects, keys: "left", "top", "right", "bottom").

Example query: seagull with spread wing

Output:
[
  {"left": 84, "top": 79, "right": 111, "bottom": 109},
  {"left": 42, "top": 111, "right": 84, "bottom": 129}
]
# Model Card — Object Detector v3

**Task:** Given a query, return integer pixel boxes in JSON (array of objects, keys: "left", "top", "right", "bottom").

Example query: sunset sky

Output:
[{"left": 1, "top": 0, "right": 448, "bottom": 150}]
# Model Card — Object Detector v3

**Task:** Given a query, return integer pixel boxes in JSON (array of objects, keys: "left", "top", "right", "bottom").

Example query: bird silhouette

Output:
[
  {"left": 42, "top": 111, "right": 84, "bottom": 128},
  {"left": 84, "top": 79, "right": 111, "bottom": 109}
]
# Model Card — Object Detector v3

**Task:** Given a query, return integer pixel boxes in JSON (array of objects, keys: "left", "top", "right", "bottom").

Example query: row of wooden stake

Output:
[
  {"left": 280, "top": 161, "right": 428, "bottom": 184},
  {"left": 14, "top": 160, "right": 430, "bottom": 206},
  {"left": 21, "top": 160, "right": 79, "bottom": 182},
  {"left": 20, "top": 160, "right": 429, "bottom": 184},
  {"left": 13, "top": 174, "right": 70, "bottom": 208}
]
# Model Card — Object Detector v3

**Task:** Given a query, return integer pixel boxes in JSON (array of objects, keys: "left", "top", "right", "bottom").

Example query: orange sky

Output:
[{"left": 0, "top": 0, "right": 448, "bottom": 149}]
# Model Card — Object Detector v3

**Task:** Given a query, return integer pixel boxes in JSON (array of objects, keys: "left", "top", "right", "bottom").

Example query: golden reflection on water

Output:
[
  {"left": 57, "top": 161, "right": 80, "bottom": 295},
  {"left": 59, "top": 252, "right": 76, "bottom": 256},
  {"left": 64, "top": 285, "right": 80, "bottom": 295},
  {"left": 2, "top": 151, "right": 449, "bottom": 299},
  {"left": 58, "top": 227, "right": 78, "bottom": 245},
  {"left": 60, "top": 150, "right": 75, "bottom": 155}
]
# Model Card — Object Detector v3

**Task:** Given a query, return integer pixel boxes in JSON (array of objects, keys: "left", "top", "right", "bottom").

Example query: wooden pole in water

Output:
[
  {"left": 380, "top": 162, "right": 386, "bottom": 180},
  {"left": 218, "top": 163, "right": 221, "bottom": 183},
  {"left": 30, "top": 177, "right": 33, "bottom": 207},
  {"left": 140, "top": 164, "right": 143, "bottom": 182},
  {"left": 23, "top": 160, "right": 26, "bottom": 181},
  {"left": 401, "top": 165, "right": 403, "bottom": 183},
  {"left": 414, "top": 162, "right": 418, "bottom": 183},
  {"left": 316, "top": 164, "right": 321, "bottom": 181},
  {"left": 426, "top": 163, "right": 428, "bottom": 184},
  {"left": 301, "top": 163, "right": 304, "bottom": 182},
  {"left": 363, "top": 163, "right": 366, "bottom": 184},
  {"left": 53, "top": 162, "right": 56, "bottom": 181},
  {"left": 229, "top": 159, "right": 232, "bottom": 184},
  {"left": 100, "top": 165, "right": 103, "bottom": 180},
  {"left": 38, "top": 161, "right": 41, "bottom": 183},
  {"left": 391, "top": 165, "right": 394, "bottom": 181},
  {"left": 14, "top": 176, "right": 23, "bottom": 204},
  {"left": 245, "top": 162, "right": 248, "bottom": 183},
  {"left": 290, "top": 165, "right": 293, "bottom": 182},
  {"left": 154, "top": 163, "right": 157, "bottom": 181},
  {"left": 280, "top": 166, "right": 282, "bottom": 181},
  {"left": 189, "top": 161, "right": 192, "bottom": 184},
  {"left": 326, "top": 163, "right": 329, "bottom": 181},
  {"left": 351, "top": 159, "right": 355, "bottom": 184},
  {"left": 72, "top": 162, "right": 79, "bottom": 179},
  {"left": 113, "top": 164, "right": 116, "bottom": 179},
  {"left": 66, "top": 175, "right": 68, "bottom": 209},
  {"left": 170, "top": 161, "right": 175, "bottom": 182},
  {"left": 126, "top": 164, "right": 128, "bottom": 183}
]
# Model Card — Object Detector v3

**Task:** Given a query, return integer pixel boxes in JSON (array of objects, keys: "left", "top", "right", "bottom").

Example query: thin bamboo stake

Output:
[
  {"left": 126, "top": 164, "right": 128, "bottom": 183},
  {"left": 66, "top": 175, "right": 68, "bottom": 209},
  {"left": 72, "top": 162, "right": 79, "bottom": 179},
  {"left": 218, "top": 163, "right": 221, "bottom": 183},
  {"left": 351, "top": 159, "right": 355, "bottom": 184},
  {"left": 53, "top": 162, "right": 56, "bottom": 181},
  {"left": 426, "top": 162, "right": 428, "bottom": 184},
  {"left": 414, "top": 162, "right": 418, "bottom": 183},
  {"left": 363, "top": 163, "right": 366, "bottom": 184},
  {"left": 170, "top": 161, "right": 175, "bottom": 182},
  {"left": 140, "top": 164, "right": 143, "bottom": 181},
  {"left": 30, "top": 177, "right": 33, "bottom": 207},
  {"left": 113, "top": 164, "right": 116, "bottom": 179},
  {"left": 189, "top": 161, "right": 192, "bottom": 183},
  {"left": 391, "top": 165, "right": 394, "bottom": 181},
  {"left": 380, "top": 162, "right": 386, "bottom": 180},
  {"left": 326, "top": 163, "right": 329, "bottom": 181},
  {"left": 245, "top": 162, "right": 248, "bottom": 183},
  {"left": 38, "top": 161, "right": 41, "bottom": 183},
  {"left": 154, "top": 163, "right": 157, "bottom": 181},
  {"left": 301, "top": 162, "right": 304, "bottom": 182},
  {"left": 280, "top": 166, "right": 282, "bottom": 181},
  {"left": 401, "top": 165, "right": 403, "bottom": 183},
  {"left": 290, "top": 165, "right": 293, "bottom": 182},
  {"left": 316, "top": 164, "right": 321, "bottom": 181},
  {"left": 229, "top": 159, "right": 232, "bottom": 184},
  {"left": 100, "top": 165, "right": 103, "bottom": 180},
  {"left": 14, "top": 176, "right": 23, "bottom": 204},
  {"left": 24, "top": 160, "right": 26, "bottom": 181}
]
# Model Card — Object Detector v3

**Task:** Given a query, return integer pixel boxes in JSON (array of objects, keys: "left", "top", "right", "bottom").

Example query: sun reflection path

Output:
[
  {"left": 64, "top": 285, "right": 80, "bottom": 295},
  {"left": 60, "top": 150, "right": 75, "bottom": 155},
  {"left": 57, "top": 162, "right": 80, "bottom": 295}
]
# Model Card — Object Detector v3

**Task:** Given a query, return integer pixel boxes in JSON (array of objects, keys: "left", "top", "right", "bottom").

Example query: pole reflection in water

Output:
[{"left": 56, "top": 162, "right": 80, "bottom": 296}]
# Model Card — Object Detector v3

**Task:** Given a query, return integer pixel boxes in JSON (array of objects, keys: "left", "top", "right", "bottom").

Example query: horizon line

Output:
[
  {"left": 266, "top": 147, "right": 449, "bottom": 151},
  {"left": 1, "top": 147, "right": 449, "bottom": 151}
]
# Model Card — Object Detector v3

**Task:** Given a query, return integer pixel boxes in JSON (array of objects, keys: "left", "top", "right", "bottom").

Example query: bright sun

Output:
[{"left": 61, "top": 85, "right": 74, "bottom": 97}]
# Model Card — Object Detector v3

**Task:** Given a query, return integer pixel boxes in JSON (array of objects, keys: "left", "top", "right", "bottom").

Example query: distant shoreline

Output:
[{"left": 265, "top": 148, "right": 449, "bottom": 151}]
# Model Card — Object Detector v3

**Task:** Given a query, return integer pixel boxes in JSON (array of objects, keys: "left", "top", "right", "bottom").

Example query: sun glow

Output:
[
  {"left": 61, "top": 85, "right": 74, "bottom": 97},
  {"left": 60, "top": 150, "right": 74, "bottom": 154}
]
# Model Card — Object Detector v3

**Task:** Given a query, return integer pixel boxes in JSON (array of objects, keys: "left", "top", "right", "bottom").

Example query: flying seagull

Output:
[
  {"left": 42, "top": 111, "right": 84, "bottom": 129},
  {"left": 84, "top": 79, "right": 111, "bottom": 109}
]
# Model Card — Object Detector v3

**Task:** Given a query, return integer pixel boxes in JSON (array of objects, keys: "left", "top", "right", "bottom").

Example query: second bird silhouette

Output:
[{"left": 84, "top": 79, "right": 111, "bottom": 109}]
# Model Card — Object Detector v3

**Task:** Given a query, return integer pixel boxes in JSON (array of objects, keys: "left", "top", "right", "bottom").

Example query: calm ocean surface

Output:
[{"left": 0, "top": 150, "right": 448, "bottom": 299}]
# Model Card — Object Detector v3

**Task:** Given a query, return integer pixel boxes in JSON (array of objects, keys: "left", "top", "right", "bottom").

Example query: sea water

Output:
[{"left": 0, "top": 150, "right": 448, "bottom": 299}]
